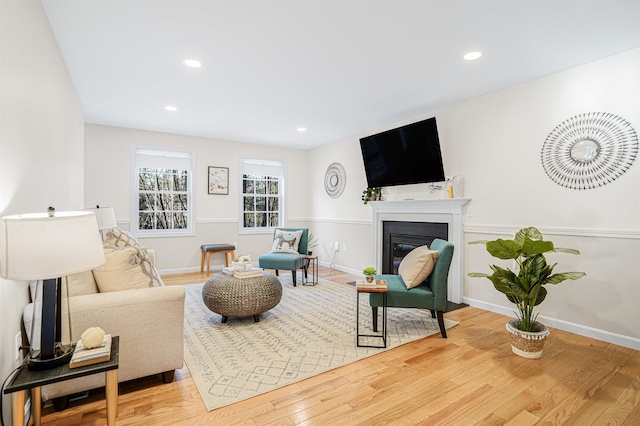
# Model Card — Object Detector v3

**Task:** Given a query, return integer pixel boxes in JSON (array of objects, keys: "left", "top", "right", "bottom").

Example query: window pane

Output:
[
  {"left": 268, "top": 179, "right": 279, "bottom": 195},
  {"left": 256, "top": 213, "right": 267, "bottom": 227},
  {"left": 255, "top": 180, "right": 266, "bottom": 194},
  {"left": 267, "top": 197, "right": 278, "bottom": 212},
  {"left": 155, "top": 212, "right": 171, "bottom": 229},
  {"left": 173, "top": 194, "right": 187, "bottom": 210},
  {"left": 139, "top": 193, "right": 157, "bottom": 211},
  {"left": 156, "top": 173, "right": 173, "bottom": 191},
  {"left": 255, "top": 196, "right": 266, "bottom": 212},
  {"left": 244, "top": 196, "right": 255, "bottom": 211},
  {"left": 158, "top": 194, "right": 172, "bottom": 210},
  {"left": 243, "top": 179, "right": 254, "bottom": 194},
  {"left": 174, "top": 174, "right": 187, "bottom": 191},
  {"left": 244, "top": 213, "right": 255, "bottom": 228},
  {"left": 173, "top": 212, "right": 187, "bottom": 229},
  {"left": 139, "top": 173, "right": 157, "bottom": 191},
  {"left": 268, "top": 213, "right": 278, "bottom": 227},
  {"left": 139, "top": 212, "right": 155, "bottom": 229}
]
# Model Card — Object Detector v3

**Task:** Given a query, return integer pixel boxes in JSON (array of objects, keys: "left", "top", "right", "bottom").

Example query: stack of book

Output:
[
  {"left": 233, "top": 269, "right": 263, "bottom": 279},
  {"left": 69, "top": 334, "right": 112, "bottom": 368}
]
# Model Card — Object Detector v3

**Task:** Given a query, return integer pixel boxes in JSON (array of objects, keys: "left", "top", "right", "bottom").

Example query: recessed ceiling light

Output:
[
  {"left": 183, "top": 59, "right": 202, "bottom": 68},
  {"left": 164, "top": 106, "right": 178, "bottom": 111},
  {"left": 464, "top": 51, "right": 482, "bottom": 61},
  {"left": 297, "top": 127, "right": 307, "bottom": 132}
]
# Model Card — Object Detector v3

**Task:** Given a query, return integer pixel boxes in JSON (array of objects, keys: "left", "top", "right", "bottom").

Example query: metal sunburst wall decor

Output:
[
  {"left": 541, "top": 112, "right": 638, "bottom": 190},
  {"left": 324, "top": 162, "right": 346, "bottom": 198}
]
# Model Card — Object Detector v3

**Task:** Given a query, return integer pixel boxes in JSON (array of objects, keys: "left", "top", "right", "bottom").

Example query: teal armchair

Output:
[
  {"left": 258, "top": 228, "right": 309, "bottom": 286},
  {"left": 369, "top": 238, "right": 454, "bottom": 338}
]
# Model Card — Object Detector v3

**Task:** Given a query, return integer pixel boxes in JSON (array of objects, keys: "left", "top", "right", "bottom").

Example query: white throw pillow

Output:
[
  {"left": 270, "top": 230, "right": 303, "bottom": 255},
  {"left": 104, "top": 228, "right": 142, "bottom": 248},
  {"left": 93, "top": 244, "right": 163, "bottom": 293},
  {"left": 398, "top": 246, "right": 439, "bottom": 289}
]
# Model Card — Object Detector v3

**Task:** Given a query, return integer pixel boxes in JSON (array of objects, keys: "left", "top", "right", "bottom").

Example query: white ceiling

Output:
[{"left": 42, "top": 0, "right": 639, "bottom": 150}]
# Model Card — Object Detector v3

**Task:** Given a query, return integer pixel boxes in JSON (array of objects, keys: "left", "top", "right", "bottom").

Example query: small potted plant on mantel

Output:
[
  {"left": 468, "top": 227, "right": 586, "bottom": 359},
  {"left": 361, "top": 187, "right": 381, "bottom": 204},
  {"left": 363, "top": 266, "right": 377, "bottom": 283}
]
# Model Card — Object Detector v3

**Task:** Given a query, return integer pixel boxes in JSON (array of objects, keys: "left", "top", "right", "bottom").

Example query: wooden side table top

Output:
[{"left": 355, "top": 280, "right": 388, "bottom": 293}]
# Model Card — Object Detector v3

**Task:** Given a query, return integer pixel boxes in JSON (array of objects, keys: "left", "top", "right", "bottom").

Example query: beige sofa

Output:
[{"left": 23, "top": 229, "right": 185, "bottom": 406}]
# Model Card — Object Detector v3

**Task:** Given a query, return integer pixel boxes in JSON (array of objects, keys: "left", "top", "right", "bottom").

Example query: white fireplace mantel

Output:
[{"left": 370, "top": 198, "right": 471, "bottom": 303}]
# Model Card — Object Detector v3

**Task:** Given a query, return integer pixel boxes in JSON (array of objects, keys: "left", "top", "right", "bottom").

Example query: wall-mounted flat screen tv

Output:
[{"left": 360, "top": 117, "right": 445, "bottom": 188}]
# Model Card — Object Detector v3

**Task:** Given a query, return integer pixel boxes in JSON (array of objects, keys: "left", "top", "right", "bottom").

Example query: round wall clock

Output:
[
  {"left": 324, "top": 162, "right": 346, "bottom": 198},
  {"left": 541, "top": 112, "right": 638, "bottom": 190}
]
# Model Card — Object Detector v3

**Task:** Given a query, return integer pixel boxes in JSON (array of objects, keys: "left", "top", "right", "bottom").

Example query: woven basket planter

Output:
[{"left": 506, "top": 319, "right": 550, "bottom": 359}]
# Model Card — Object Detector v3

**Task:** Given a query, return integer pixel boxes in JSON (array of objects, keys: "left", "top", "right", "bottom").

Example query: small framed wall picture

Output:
[{"left": 208, "top": 166, "right": 229, "bottom": 195}]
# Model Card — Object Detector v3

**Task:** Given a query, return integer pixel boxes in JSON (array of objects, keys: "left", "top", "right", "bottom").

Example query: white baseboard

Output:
[
  {"left": 317, "top": 260, "right": 361, "bottom": 277},
  {"left": 463, "top": 297, "right": 640, "bottom": 351},
  {"left": 158, "top": 266, "right": 204, "bottom": 275}
]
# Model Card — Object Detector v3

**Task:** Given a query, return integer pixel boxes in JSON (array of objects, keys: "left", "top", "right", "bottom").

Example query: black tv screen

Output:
[{"left": 360, "top": 117, "right": 445, "bottom": 188}]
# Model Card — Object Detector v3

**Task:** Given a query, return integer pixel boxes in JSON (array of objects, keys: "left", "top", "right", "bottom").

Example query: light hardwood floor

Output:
[{"left": 38, "top": 266, "right": 640, "bottom": 425}]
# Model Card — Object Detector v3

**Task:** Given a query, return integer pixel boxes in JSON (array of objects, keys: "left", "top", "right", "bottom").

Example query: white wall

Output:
[
  {"left": 307, "top": 49, "right": 640, "bottom": 348},
  {"left": 84, "top": 124, "right": 309, "bottom": 271},
  {"left": 0, "top": 0, "right": 85, "bottom": 422}
]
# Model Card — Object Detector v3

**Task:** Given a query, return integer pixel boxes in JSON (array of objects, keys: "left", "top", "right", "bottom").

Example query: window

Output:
[
  {"left": 241, "top": 159, "right": 284, "bottom": 231},
  {"left": 131, "top": 147, "right": 195, "bottom": 236}
]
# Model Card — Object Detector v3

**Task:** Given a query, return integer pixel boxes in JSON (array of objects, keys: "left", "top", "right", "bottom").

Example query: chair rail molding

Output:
[{"left": 369, "top": 199, "right": 471, "bottom": 303}]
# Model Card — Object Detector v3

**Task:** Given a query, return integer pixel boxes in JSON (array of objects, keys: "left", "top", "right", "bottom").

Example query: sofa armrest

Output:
[{"left": 40, "top": 285, "right": 185, "bottom": 401}]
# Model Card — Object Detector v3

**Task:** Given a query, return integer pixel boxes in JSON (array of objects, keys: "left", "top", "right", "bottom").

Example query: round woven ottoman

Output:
[{"left": 202, "top": 272, "right": 282, "bottom": 323}]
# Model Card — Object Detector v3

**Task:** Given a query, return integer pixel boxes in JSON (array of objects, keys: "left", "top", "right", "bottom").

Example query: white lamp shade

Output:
[
  {"left": 1, "top": 211, "right": 106, "bottom": 280},
  {"left": 83, "top": 206, "right": 117, "bottom": 230}
]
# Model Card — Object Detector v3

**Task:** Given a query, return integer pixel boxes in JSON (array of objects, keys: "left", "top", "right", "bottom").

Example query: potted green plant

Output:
[
  {"left": 307, "top": 232, "right": 319, "bottom": 255},
  {"left": 363, "top": 266, "right": 377, "bottom": 283},
  {"left": 361, "top": 187, "right": 381, "bottom": 204},
  {"left": 468, "top": 227, "right": 586, "bottom": 359}
]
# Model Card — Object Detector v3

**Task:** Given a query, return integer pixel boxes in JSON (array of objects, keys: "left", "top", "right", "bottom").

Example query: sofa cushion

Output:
[
  {"left": 270, "top": 229, "right": 303, "bottom": 255},
  {"left": 398, "top": 246, "right": 439, "bottom": 289},
  {"left": 67, "top": 271, "right": 99, "bottom": 296},
  {"left": 93, "top": 244, "right": 163, "bottom": 293}
]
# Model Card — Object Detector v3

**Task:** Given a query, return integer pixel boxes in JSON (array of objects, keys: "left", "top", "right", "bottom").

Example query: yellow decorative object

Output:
[{"left": 81, "top": 327, "right": 106, "bottom": 349}]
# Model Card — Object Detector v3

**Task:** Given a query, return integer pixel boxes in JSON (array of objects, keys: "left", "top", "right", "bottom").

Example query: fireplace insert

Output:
[{"left": 382, "top": 221, "right": 448, "bottom": 274}]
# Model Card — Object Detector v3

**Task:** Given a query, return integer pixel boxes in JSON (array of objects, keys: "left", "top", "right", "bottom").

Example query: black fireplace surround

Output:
[{"left": 382, "top": 221, "right": 448, "bottom": 274}]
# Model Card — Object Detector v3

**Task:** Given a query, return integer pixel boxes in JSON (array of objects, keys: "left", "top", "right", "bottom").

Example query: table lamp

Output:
[
  {"left": 83, "top": 205, "right": 117, "bottom": 239},
  {"left": 1, "top": 209, "right": 105, "bottom": 370}
]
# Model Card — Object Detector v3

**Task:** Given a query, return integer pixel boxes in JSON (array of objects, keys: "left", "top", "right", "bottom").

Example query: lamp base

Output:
[{"left": 28, "top": 343, "right": 74, "bottom": 371}]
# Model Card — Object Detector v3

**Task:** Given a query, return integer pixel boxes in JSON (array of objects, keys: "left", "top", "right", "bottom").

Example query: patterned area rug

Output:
[{"left": 183, "top": 276, "right": 458, "bottom": 411}]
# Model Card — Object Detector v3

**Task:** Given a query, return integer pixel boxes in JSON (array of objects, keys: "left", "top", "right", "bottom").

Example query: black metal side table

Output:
[
  {"left": 356, "top": 281, "right": 387, "bottom": 348},
  {"left": 302, "top": 255, "right": 319, "bottom": 286},
  {"left": 4, "top": 336, "right": 120, "bottom": 426}
]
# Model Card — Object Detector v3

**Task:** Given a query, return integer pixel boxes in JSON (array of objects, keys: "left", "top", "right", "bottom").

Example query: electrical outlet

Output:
[
  {"left": 466, "top": 207, "right": 473, "bottom": 217},
  {"left": 15, "top": 332, "right": 21, "bottom": 361},
  {"left": 334, "top": 241, "right": 340, "bottom": 251},
  {"left": 342, "top": 243, "right": 347, "bottom": 252}
]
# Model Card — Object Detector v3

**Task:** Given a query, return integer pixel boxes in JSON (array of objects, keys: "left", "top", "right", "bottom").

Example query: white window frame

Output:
[
  {"left": 130, "top": 145, "right": 196, "bottom": 238},
  {"left": 239, "top": 158, "right": 286, "bottom": 235}
]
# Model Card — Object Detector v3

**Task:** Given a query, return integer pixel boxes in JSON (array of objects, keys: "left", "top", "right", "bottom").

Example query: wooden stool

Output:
[{"left": 200, "top": 244, "right": 236, "bottom": 274}]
